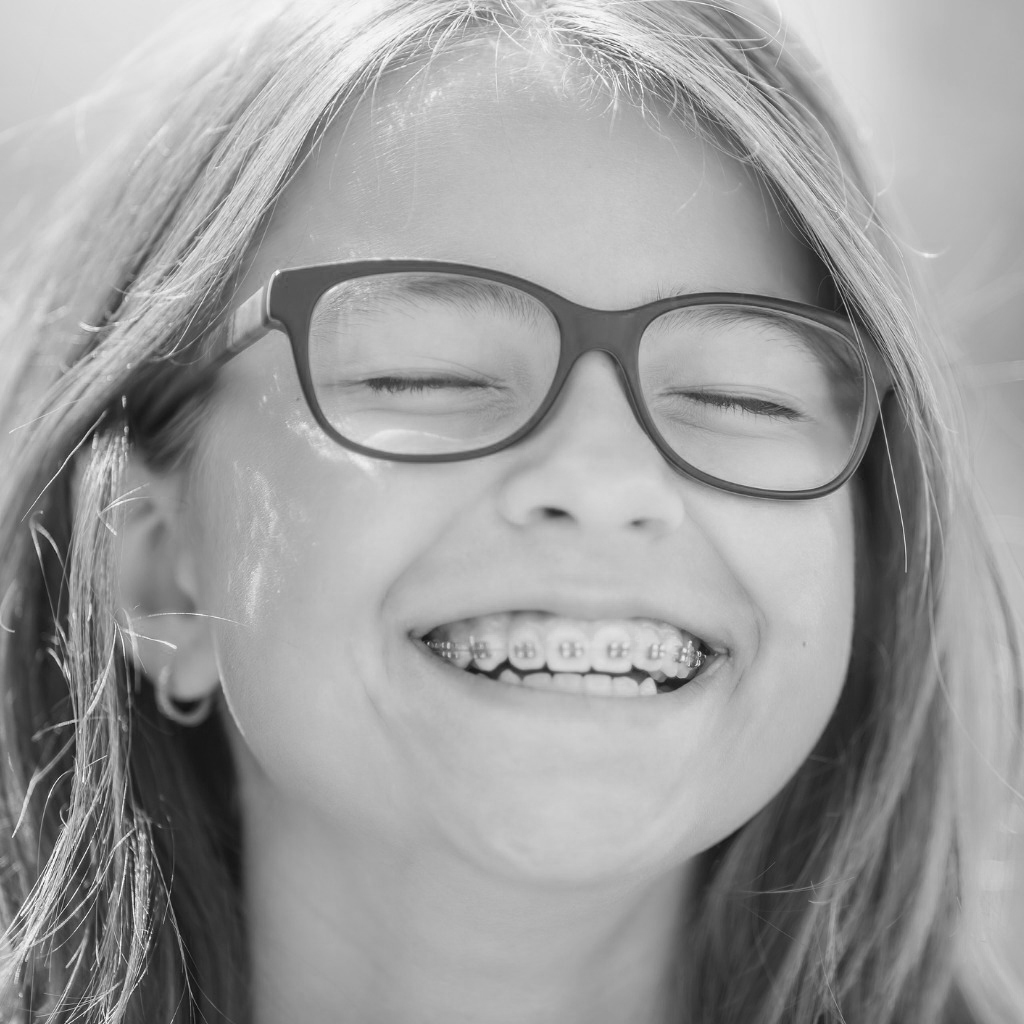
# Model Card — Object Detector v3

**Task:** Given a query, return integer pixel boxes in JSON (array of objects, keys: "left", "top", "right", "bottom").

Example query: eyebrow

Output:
[
  {"left": 636, "top": 282, "right": 696, "bottom": 304},
  {"left": 316, "top": 273, "right": 549, "bottom": 323},
  {"left": 646, "top": 302, "right": 863, "bottom": 379},
  {"left": 392, "top": 275, "right": 707, "bottom": 313}
]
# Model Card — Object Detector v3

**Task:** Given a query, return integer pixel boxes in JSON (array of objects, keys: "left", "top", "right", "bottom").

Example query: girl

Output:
[{"left": 1, "top": 1, "right": 1021, "bottom": 1021}]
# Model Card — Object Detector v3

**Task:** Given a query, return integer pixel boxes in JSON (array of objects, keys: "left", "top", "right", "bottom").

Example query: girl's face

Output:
[{"left": 181, "top": 53, "right": 856, "bottom": 882}]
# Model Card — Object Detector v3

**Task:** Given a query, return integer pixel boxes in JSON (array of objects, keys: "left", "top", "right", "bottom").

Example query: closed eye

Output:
[
  {"left": 358, "top": 375, "right": 502, "bottom": 394},
  {"left": 668, "top": 389, "right": 804, "bottom": 420}
]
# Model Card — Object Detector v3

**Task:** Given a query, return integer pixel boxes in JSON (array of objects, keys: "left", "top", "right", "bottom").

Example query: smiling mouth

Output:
[{"left": 419, "top": 612, "right": 718, "bottom": 697}]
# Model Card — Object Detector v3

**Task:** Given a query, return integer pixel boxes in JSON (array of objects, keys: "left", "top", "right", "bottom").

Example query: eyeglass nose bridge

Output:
[{"left": 535, "top": 301, "right": 672, "bottom": 465}]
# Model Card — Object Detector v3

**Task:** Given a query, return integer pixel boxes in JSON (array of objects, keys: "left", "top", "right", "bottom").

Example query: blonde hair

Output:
[{"left": 1, "top": 2, "right": 1021, "bottom": 1021}]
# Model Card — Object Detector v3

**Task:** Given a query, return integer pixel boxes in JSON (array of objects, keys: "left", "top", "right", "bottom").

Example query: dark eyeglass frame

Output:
[{"left": 143, "top": 259, "right": 892, "bottom": 500}]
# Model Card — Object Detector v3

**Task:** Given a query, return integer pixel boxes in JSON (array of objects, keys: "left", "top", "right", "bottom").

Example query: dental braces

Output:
[{"left": 425, "top": 637, "right": 704, "bottom": 668}]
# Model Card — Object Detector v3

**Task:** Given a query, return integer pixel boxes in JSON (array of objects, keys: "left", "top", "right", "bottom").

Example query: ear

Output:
[{"left": 116, "top": 455, "right": 219, "bottom": 706}]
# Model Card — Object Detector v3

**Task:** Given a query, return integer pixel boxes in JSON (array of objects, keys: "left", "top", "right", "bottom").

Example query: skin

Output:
[{"left": 124, "top": 43, "right": 856, "bottom": 1024}]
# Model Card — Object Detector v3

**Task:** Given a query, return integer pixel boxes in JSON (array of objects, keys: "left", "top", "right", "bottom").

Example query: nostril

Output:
[
  {"left": 500, "top": 470, "right": 686, "bottom": 532},
  {"left": 531, "top": 509, "right": 664, "bottom": 530}
]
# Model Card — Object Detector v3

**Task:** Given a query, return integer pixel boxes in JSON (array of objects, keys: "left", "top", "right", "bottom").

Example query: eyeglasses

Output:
[{"left": 143, "top": 260, "right": 890, "bottom": 499}]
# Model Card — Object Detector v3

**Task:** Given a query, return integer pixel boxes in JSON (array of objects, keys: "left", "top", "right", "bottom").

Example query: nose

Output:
[{"left": 495, "top": 353, "right": 686, "bottom": 535}]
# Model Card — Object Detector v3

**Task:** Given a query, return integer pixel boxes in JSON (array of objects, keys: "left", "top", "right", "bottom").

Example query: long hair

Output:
[{"left": 1, "top": 2, "right": 1021, "bottom": 1021}]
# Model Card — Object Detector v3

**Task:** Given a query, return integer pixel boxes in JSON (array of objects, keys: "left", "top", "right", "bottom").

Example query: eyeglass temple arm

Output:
[
  {"left": 174, "top": 285, "right": 274, "bottom": 386},
  {"left": 219, "top": 285, "right": 273, "bottom": 364},
  {"left": 130, "top": 286, "right": 272, "bottom": 430}
]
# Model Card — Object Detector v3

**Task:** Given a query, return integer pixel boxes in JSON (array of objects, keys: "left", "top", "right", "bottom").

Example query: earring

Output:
[{"left": 155, "top": 665, "right": 216, "bottom": 727}]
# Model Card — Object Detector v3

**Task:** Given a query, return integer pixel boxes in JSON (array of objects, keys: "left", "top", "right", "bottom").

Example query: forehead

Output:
[{"left": 241, "top": 40, "right": 819, "bottom": 307}]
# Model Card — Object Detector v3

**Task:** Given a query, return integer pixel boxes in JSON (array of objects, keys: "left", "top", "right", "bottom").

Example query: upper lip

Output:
[{"left": 406, "top": 581, "right": 732, "bottom": 655}]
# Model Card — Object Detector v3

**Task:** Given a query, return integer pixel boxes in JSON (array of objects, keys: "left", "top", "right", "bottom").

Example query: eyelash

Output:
[
  {"left": 361, "top": 376, "right": 492, "bottom": 394},
  {"left": 356, "top": 380, "right": 800, "bottom": 422},
  {"left": 673, "top": 390, "right": 802, "bottom": 420}
]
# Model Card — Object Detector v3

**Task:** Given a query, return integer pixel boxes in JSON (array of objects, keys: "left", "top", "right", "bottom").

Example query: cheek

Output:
[
  {"left": 699, "top": 492, "right": 856, "bottom": 827},
  {"left": 182, "top": 399, "right": 488, "bottom": 819},
  {"left": 754, "top": 503, "right": 855, "bottom": 665}
]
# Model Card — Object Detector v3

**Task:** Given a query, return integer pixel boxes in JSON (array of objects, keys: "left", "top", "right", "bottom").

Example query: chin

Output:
[{"left": 432, "top": 776, "right": 700, "bottom": 886}]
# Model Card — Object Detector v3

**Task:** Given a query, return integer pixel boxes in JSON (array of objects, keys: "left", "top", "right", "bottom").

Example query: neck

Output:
[{"left": 238, "top": 767, "right": 694, "bottom": 1024}]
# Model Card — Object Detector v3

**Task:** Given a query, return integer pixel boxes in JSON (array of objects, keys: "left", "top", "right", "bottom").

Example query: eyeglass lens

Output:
[{"left": 307, "top": 272, "right": 866, "bottom": 491}]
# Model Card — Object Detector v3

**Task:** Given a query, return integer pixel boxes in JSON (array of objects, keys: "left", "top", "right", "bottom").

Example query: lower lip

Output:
[{"left": 404, "top": 637, "right": 720, "bottom": 715}]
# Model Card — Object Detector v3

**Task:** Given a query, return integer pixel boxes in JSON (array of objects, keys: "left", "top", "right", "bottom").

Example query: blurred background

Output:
[{"left": 1, "top": 0, "right": 1021, "bottom": 982}]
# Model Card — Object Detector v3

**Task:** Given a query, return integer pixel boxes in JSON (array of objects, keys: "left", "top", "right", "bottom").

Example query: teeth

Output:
[
  {"left": 467, "top": 616, "right": 506, "bottom": 672},
  {"left": 507, "top": 613, "right": 547, "bottom": 671},
  {"left": 522, "top": 672, "right": 553, "bottom": 691},
  {"left": 638, "top": 677, "right": 658, "bottom": 696},
  {"left": 611, "top": 675, "right": 640, "bottom": 697},
  {"left": 514, "top": 672, "right": 639, "bottom": 698},
  {"left": 423, "top": 612, "right": 713, "bottom": 693},
  {"left": 581, "top": 672, "right": 614, "bottom": 696},
  {"left": 631, "top": 622, "right": 666, "bottom": 674},
  {"left": 590, "top": 624, "right": 633, "bottom": 673},
  {"left": 551, "top": 672, "right": 586, "bottom": 694},
  {"left": 424, "top": 639, "right": 473, "bottom": 669},
  {"left": 498, "top": 668, "right": 523, "bottom": 686},
  {"left": 545, "top": 621, "right": 591, "bottom": 672},
  {"left": 674, "top": 638, "right": 704, "bottom": 680},
  {"left": 659, "top": 639, "right": 683, "bottom": 679}
]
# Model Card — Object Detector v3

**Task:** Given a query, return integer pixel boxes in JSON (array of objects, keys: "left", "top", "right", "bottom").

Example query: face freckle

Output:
[{"left": 187, "top": 49, "right": 857, "bottom": 883}]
